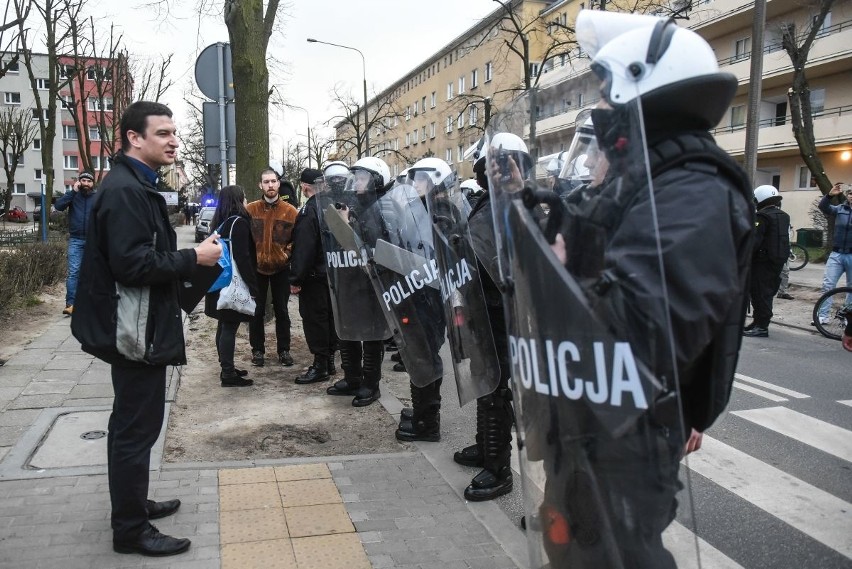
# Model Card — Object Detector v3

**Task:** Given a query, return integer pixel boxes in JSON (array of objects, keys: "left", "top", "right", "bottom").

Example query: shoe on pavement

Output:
[
  {"left": 113, "top": 524, "right": 191, "bottom": 556},
  {"left": 221, "top": 371, "right": 254, "bottom": 387},
  {"left": 279, "top": 351, "right": 294, "bottom": 366},
  {"left": 777, "top": 292, "right": 794, "bottom": 300},
  {"left": 295, "top": 365, "right": 329, "bottom": 384},
  {"left": 234, "top": 368, "right": 249, "bottom": 377},
  {"left": 352, "top": 387, "right": 381, "bottom": 407},
  {"left": 327, "top": 378, "right": 360, "bottom": 396},
  {"left": 390, "top": 352, "right": 402, "bottom": 363},
  {"left": 62, "top": 305, "right": 73, "bottom": 316},
  {"left": 453, "top": 444, "right": 484, "bottom": 468},
  {"left": 392, "top": 362, "right": 407, "bottom": 372},
  {"left": 810, "top": 318, "right": 830, "bottom": 326},
  {"left": 742, "top": 327, "right": 769, "bottom": 338},
  {"left": 251, "top": 350, "right": 264, "bottom": 367},
  {"left": 147, "top": 499, "right": 180, "bottom": 520}
]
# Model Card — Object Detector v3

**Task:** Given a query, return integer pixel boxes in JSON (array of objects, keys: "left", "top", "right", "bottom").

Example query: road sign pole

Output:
[{"left": 217, "top": 43, "right": 229, "bottom": 188}]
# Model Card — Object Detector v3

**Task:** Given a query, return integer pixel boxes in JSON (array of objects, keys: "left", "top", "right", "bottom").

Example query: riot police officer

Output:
[{"left": 744, "top": 185, "right": 791, "bottom": 337}]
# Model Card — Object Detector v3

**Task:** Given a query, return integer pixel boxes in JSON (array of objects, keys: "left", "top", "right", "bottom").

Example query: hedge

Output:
[{"left": 0, "top": 241, "right": 66, "bottom": 310}]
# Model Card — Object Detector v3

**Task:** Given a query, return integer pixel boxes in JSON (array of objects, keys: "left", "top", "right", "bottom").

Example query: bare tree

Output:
[
  {"left": 179, "top": 91, "right": 221, "bottom": 193},
  {"left": 781, "top": 0, "right": 835, "bottom": 196},
  {"left": 14, "top": 0, "right": 82, "bottom": 208},
  {"left": 328, "top": 84, "right": 409, "bottom": 164},
  {"left": 0, "top": 105, "right": 39, "bottom": 212},
  {"left": 307, "top": 130, "right": 334, "bottom": 171},
  {"left": 0, "top": 0, "right": 30, "bottom": 80}
]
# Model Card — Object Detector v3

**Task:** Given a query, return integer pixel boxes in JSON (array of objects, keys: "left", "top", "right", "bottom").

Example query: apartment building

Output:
[
  {"left": 1, "top": 52, "right": 125, "bottom": 213},
  {"left": 336, "top": 0, "right": 851, "bottom": 230}
]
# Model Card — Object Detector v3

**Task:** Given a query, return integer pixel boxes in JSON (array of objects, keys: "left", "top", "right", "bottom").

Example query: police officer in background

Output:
[
  {"left": 290, "top": 167, "right": 339, "bottom": 383},
  {"left": 744, "top": 185, "right": 791, "bottom": 338}
]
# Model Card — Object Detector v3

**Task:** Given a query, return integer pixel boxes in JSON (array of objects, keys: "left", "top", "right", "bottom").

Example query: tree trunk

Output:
[{"left": 225, "top": 0, "right": 271, "bottom": 201}]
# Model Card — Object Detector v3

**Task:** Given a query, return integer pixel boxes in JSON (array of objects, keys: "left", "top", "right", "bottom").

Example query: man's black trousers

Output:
[
  {"left": 298, "top": 276, "right": 337, "bottom": 358},
  {"left": 749, "top": 259, "right": 784, "bottom": 327},
  {"left": 108, "top": 364, "right": 166, "bottom": 540},
  {"left": 250, "top": 269, "right": 291, "bottom": 355}
]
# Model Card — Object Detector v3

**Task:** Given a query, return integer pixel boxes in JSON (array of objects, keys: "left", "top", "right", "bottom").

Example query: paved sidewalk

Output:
[{"left": 0, "top": 318, "right": 524, "bottom": 569}]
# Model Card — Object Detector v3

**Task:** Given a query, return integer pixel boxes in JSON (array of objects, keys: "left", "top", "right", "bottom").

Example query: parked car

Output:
[
  {"left": 1, "top": 206, "right": 29, "bottom": 223},
  {"left": 194, "top": 207, "right": 216, "bottom": 243}
]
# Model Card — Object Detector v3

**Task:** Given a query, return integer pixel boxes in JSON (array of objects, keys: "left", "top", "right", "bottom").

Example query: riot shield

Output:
[
  {"left": 316, "top": 172, "right": 390, "bottom": 341},
  {"left": 353, "top": 183, "right": 445, "bottom": 388},
  {"left": 424, "top": 174, "right": 501, "bottom": 407},
  {"left": 486, "top": 13, "right": 700, "bottom": 568}
]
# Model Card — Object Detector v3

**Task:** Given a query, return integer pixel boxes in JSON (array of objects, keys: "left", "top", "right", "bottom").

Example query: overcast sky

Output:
[{"left": 101, "top": 0, "right": 500, "bottom": 159}]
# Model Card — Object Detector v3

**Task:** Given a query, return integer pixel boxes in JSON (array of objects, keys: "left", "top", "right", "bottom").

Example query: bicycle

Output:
[
  {"left": 788, "top": 244, "right": 809, "bottom": 271},
  {"left": 812, "top": 286, "right": 852, "bottom": 340}
]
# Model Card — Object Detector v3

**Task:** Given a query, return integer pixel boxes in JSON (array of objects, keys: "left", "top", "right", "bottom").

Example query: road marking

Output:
[
  {"left": 732, "top": 382, "right": 788, "bottom": 402},
  {"left": 734, "top": 374, "right": 810, "bottom": 398},
  {"left": 663, "top": 521, "right": 745, "bottom": 569},
  {"left": 839, "top": 400, "right": 852, "bottom": 408},
  {"left": 686, "top": 435, "right": 852, "bottom": 558},
  {"left": 732, "top": 407, "right": 852, "bottom": 463}
]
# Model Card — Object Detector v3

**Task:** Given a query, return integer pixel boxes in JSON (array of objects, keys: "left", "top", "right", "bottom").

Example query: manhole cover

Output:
[{"left": 81, "top": 430, "right": 107, "bottom": 440}]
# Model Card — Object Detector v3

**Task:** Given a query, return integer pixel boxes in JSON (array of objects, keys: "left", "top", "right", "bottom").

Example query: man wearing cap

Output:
[
  {"left": 815, "top": 182, "right": 852, "bottom": 325},
  {"left": 55, "top": 171, "right": 97, "bottom": 316},
  {"left": 246, "top": 168, "right": 300, "bottom": 367},
  {"left": 290, "top": 167, "right": 337, "bottom": 384}
]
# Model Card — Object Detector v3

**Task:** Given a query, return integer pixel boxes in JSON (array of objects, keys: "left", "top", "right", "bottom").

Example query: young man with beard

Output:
[{"left": 55, "top": 170, "right": 97, "bottom": 315}]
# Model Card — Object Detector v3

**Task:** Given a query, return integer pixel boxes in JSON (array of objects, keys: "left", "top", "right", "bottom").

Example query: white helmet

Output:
[
  {"left": 546, "top": 152, "right": 566, "bottom": 176},
  {"left": 577, "top": 10, "right": 736, "bottom": 128},
  {"left": 322, "top": 161, "right": 350, "bottom": 179},
  {"left": 351, "top": 156, "right": 391, "bottom": 189},
  {"left": 408, "top": 157, "right": 454, "bottom": 187},
  {"left": 268, "top": 159, "right": 284, "bottom": 178},
  {"left": 489, "top": 132, "right": 534, "bottom": 177},
  {"left": 754, "top": 185, "right": 780, "bottom": 204},
  {"left": 396, "top": 167, "right": 410, "bottom": 185},
  {"left": 460, "top": 178, "right": 482, "bottom": 193}
]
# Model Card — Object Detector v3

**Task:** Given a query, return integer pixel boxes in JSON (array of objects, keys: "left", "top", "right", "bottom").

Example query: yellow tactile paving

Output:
[
  {"left": 274, "top": 463, "right": 332, "bottom": 482},
  {"left": 219, "top": 466, "right": 277, "bottom": 485},
  {"left": 283, "top": 503, "right": 355, "bottom": 538},
  {"left": 222, "top": 538, "right": 298, "bottom": 568},
  {"left": 220, "top": 507, "right": 290, "bottom": 544},
  {"left": 220, "top": 481, "right": 282, "bottom": 512},
  {"left": 219, "top": 463, "right": 367, "bottom": 569},
  {"left": 291, "top": 534, "right": 371, "bottom": 569},
  {"left": 278, "top": 479, "right": 343, "bottom": 508}
]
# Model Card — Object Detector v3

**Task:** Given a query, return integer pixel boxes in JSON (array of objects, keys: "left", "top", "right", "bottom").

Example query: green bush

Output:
[{"left": 0, "top": 241, "right": 66, "bottom": 309}]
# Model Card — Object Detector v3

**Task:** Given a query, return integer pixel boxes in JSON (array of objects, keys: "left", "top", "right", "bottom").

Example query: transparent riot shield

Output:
[
  {"left": 424, "top": 173, "right": 501, "bottom": 407},
  {"left": 354, "top": 183, "right": 445, "bottom": 388},
  {"left": 316, "top": 172, "right": 390, "bottom": 341},
  {"left": 485, "top": 24, "right": 699, "bottom": 569}
]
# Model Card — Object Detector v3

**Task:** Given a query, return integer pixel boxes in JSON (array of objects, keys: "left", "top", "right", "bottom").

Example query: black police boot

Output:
[
  {"left": 743, "top": 326, "right": 769, "bottom": 338},
  {"left": 464, "top": 390, "right": 513, "bottom": 501},
  {"left": 221, "top": 369, "right": 253, "bottom": 387},
  {"left": 327, "top": 353, "right": 337, "bottom": 376},
  {"left": 396, "top": 379, "right": 441, "bottom": 442},
  {"left": 329, "top": 342, "right": 362, "bottom": 395},
  {"left": 295, "top": 355, "right": 330, "bottom": 384},
  {"left": 352, "top": 341, "right": 383, "bottom": 407},
  {"left": 390, "top": 352, "right": 402, "bottom": 363},
  {"left": 454, "top": 397, "right": 486, "bottom": 467}
]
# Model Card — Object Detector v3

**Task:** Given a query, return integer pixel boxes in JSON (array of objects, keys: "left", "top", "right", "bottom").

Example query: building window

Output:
[
  {"left": 60, "top": 95, "right": 74, "bottom": 109},
  {"left": 421, "top": 126, "right": 426, "bottom": 142},
  {"left": 447, "top": 82, "right": 454, "bottom": 100},
  {"left": 810, "top": 88, "right": 826, "bottom": 114},
  {"left": 405, "top": 106, "right": 411, "bottom": 121},
  {"left": 64, "top": 184, "right": 74, "bottom": 193},
  {"left": 6, "top": 60, "right": 19, "bottom": 73},
  {"left": 430, "top": 122, "right": 436, "bottom": 139},
  {"left": 86, "top": 67, "right": 109, "bottom": 81},
  {"left": 577, "top": 93, "right": 584, "bottom": 107},
  {"left": 431, "top": 91, "right": 436, "bottom": 108},
  {"left": 13, "top": 183, "right": 25, "bottom": 194},
  {"left": 457, "top": 145, "right": 463, "bottom": 163},
  {"left": 6, "top": 152, "right": 23, "bottom": 166},
  {"left": 446, "top": 116, "right": 453, "bottom": 133},
  {"left": 32, "top": 109, "right": 49, "bottom": 121},
  {"left": 457, "top": 113, "right": 464, "bottom": 129},
  {"left": 471, "top": 69, "right": 478, "bottom": 89},
  {"left": 469, "top": 106, "right": 478, "bottom": 126},
  {"left": 414, "top": 101, "right": 419, "bottom": 116},
  {"left": 405, "top": 132, "right": 410, "bottom": 147},
  {"left": 485, "top": 61, "right": 493, "bottom": 82},
  {"left": 797, "top": 165, "right": 816, "bottom": 189},
  {"left": 89, "top": 127, "right": 100, "bottom": 141},
  {"left": 63, "top": 125, "right": 78, "bottom": 140},
  {"left": 4, "top": 92, "right": 21, "bottom": 105},
  {"left": 421, "top": 96, "right": 426, "bottom": 114},
  {"left": 63, "top": 155, "right": 79, "bottom": 170},
  {"left": 458, "top": 76, "right": 465, "bottom": 94},
  {"left": 59, "top": 64, "right": 71, "bottom": 79},
  {"left": 34, "top": 168, "right": 43, "bottom": 181},
  {"left": 734, "top": 37, "right": 751, "bottom": 61},
  {"left": 32, "top": 139, "right": 41, "bottom": 150},
  {"left": 87, "top": 97, "right": 113, "bottom": 112},
  {"left": 446, "top": 148, "right": 452, "bottom": 163},
  {"left": 412, "top": 130, "right": 418, "bottom": 145},
  {"left": 36, "top": 78, "right": 50, "bottom": 90},
  {"left": 529, "top": 61, "right": 541, "bottom": 78},
  {"left": 730, "top": 105, "right": 746, "bottom": 128}
]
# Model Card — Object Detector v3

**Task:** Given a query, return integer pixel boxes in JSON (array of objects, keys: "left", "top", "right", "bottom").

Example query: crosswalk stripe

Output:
[
  {"left": 839, "top": 400, "right": 852, "bottom": 408},
  {"left": 732, "top": 381, "right": 788, "bottom": 402},
  {"left": 732, "top": 407, "right": 852, "bottom": 463},
  {"left": 734, "top": 373, "right": 810, "bottom": 398},
  {"left": 686, "top": 435, "right": 852, "bottom": 558},
  {"left": 663, "top": 521, "right": 745, "bottom": 569}
]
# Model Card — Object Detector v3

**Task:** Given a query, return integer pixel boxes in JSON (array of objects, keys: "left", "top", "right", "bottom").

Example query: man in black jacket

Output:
[
  {"left": 55, "top": 170, "right": 97, "bottom": 316},
  {"left": 290, "top": 166, "right": 338, "bottom": 384},
  {"left": 71, "top": 101, "right": 221, "bottom": 557}
]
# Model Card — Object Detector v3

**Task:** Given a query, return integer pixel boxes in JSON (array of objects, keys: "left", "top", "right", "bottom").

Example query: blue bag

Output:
[{"left": 208, "top": 217, "right": 238, "bottom": 292}]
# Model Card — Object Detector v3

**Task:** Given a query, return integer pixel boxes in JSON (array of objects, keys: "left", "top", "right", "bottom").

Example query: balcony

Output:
[{"left": 712, "top": 104, "right": 852, "bottom": 156}]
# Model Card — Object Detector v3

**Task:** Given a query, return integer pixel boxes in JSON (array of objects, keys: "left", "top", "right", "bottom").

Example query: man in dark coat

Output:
[
  {"left": 71, "top": 101, "right": 221, "bottom": 557},
  {"left": 290, "top": 167, "right": 338, "bottom": 384},
  {"left": 54, "top": 170, "right": 97, "bottom": 315}
]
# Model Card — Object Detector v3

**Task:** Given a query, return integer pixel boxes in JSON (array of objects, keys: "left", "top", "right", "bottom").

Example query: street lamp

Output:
[{"left": 307, "top": 37, "right": 369, "bottom": 157}]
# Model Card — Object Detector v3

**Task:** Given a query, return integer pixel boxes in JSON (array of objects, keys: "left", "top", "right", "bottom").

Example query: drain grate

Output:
[{"left": 80, "top": 430, "right": 107, "bottom": 440}]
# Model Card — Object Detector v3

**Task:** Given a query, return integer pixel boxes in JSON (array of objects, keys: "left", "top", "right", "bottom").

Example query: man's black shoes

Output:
[
  {"left": 147, "top": 499, "right": 180, "bottom": 520},
  {"left": 251, "top": 351, "right": 264, "bottom": 367},
  {"left": 295, "top": 365, "right": 329, "bottom": 384},
  {"left": 279, "top": 351, "right": 294, "bottom": 366},
  {"left": 743, "top": 326, "right": 769, "bottom": 338},
  {"left": 221, "top": 370, "right": 253, "bottom": 387},
  {"left": 113, "top": 524, "right": 191, "bottom": 557},
  {"left": 326, "top": 378, "right": 360, "bottom": 396}
]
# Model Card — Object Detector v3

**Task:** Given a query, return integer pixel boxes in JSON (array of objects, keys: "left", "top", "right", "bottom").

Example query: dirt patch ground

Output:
[
  {"left": 164, "top": 297, "right": 415, "bottom": 462},
  {"left": 0, "top": 282, "right": 66, "bottom": 363}
]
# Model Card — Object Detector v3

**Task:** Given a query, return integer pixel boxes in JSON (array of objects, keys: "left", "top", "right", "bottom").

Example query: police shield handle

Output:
[
  {"left": 196, "top": 232, "right": 222, "bottom": 266},
  {"left": 323, "top": 204, "right": 361, "bottom": 253}
]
